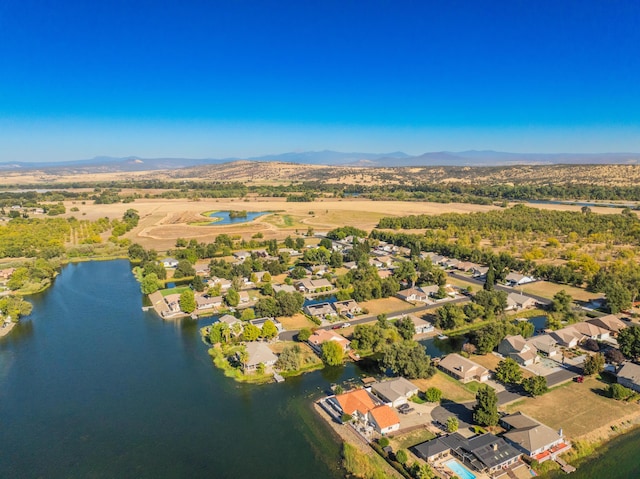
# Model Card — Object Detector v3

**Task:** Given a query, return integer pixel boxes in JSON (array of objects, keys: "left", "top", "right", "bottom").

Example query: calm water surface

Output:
[
  {"left": 0, "top": 260, "right": 345, "bottom": 478},
  {"left": 208, "top": 211, "right": 267, "bottom": 225}
]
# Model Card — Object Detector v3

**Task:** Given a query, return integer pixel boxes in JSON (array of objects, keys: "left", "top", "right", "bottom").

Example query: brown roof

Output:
[
  {"left": 335, "top": 389, "right": 376, "bottom": 416},
  {"left": 308, "top": 329, "right": 350, "bottom": 350}
]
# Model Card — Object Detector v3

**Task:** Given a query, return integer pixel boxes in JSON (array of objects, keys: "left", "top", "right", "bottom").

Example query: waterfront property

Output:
[
  {"left": 438, "top": 354, "right": 489, "bottom": 383},
  {"left": 327, "top": 389, "right": 400, "bottom": 435},
  {"left": 412, "top": 432, "right": 522, "bottom": 475},
  {"left": 368, "top": 405, "right": 400, "bottom": 435},
  {"left": 307, "top": 329, "right": 350, "bottom": 353},
  {"left": 242, "top": 342, "right": 278, "bottom": 373},
  {"left": 249, "top": 317, "right": 284, "bottom": 333},
  {"left": 506, "top": 293, "right": 537, "bottom": 311},
  {"left": 500, "top": 412, "right": 570, "bottom": 462},
  {"left": 370, "top": 377, "right": 419, "bottom": 408}
]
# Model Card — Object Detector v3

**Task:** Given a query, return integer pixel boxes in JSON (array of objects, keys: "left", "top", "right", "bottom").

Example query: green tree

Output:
[
  {"left": 179, "top": 289, "right": 196, "bottom": 313},
  {"left": 242, "top": 323, "right": 261, "bottom": 341},
  {"left": 298, "top": 328, "right": 312, "bottom": 342},
  {"left": 275, "top": 345, "right": 301, "bottom": 371},
  {"left": 435, "top": 304, "right": 466, "bottom": 330},
  {"left": 191, "top": 275, "right": 205, "bottom": 292},
  {"left": 241, "top": 308, "right": 256, "bottom": 321},
  {"left": 140, "top": 273, "right": 161, "bottom": 294},
  {"left": 0, "top": 295, "right": 33, "bottom": 320},
  {"left": 473, "top": 385, "right": 499, "bottom": 427},
  {"left": 583, "top": 353, "right": 605, "bottom": 376},
  {"left": 395, "top": 449, "right": 408, "bottom": 465},
  {"left": 395, "top": 316, "right": 416, "bottom": 341},
  {"left": 618, "top": 325, "right": 640, "bottom": 359},
  {"left": 321, "top": 340, "right": 344, "bottom": 366},
  {"left": 255, "top": 297, "right": 278, "bottom": 317},
  {"left": 261, "top": 320, "right": 279, "bottom": 340},
  {"left": 224, "top": 288, "right": 240, "bottom": 307},
  {"left": 173, "top": 259, "right": 196, "bottom": 278},
  {"left": 381, "top": 341, "right": 435, "bottom": 379},
  {"left": 262, "top": 272, "right": 272, "bottom": 283},
  {"left": 208, "top": 322, "right": 229, "bottom": 344},
  {"left": 609, "top": 383, "right": 634, "bottom": 400},
  {"left": 495, "top": 358, "right": 523, "bottom": 385},
  {"left": 446, "top": 416, "right": 459, "bottom": 433},
  {"left": 604, "top": 282, "right": 632, "bottom": 314},
  {"left": 522, "top": 376, "right": 548, "bottom": 397},
  {"left": 424, "top": 387, "right": 442, "bottom": 403}
]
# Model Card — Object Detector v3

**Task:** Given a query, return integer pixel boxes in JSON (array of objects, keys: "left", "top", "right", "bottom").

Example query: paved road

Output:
[
  {"left": 448, "top": 272, "right": 552, "bottom": 306},
  {"left": 278, "top": 296, "right": 470, "bottom": 341}
]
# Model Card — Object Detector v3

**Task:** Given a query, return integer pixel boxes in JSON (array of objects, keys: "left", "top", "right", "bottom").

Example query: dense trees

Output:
[
  {"left": 179, "top": 290, "right": 196, "bottom": 313},
  {"left": 395, "top": 316, "right": 416, "bottom": 341},
  {"left": 583, "top": 353, "right": 605, "bottom": 376},
  {"left": 322, "top": 340, "right": 344, "bottom": 366},
  {"left": 495, "top": 358, "right": 523, "bottom": 385},
  {"left": 275, "top": 345, "right": 301, "bottom": 371},
  {"left": 473, "top": 385, "right": 499, "bottom": 427},
  {"left": 618, "top": 325, "right": 640, "bottom": 359},
  {"left": 522, "top": 376, "right": 548, "bottom": 397},
  {"left": 140, "top": 273, "right": 161, "bottom": 294},
  {"left": 381, "top": 341, "right": 435, "bottom": 379},
  {"left": 0, "top": 295, "right": 33, "bottom": 320}
]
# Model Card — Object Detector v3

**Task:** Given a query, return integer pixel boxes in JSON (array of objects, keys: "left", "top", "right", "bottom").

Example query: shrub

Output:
[{"left": 424, "top": 387, "right": 442, "bottom": 403}]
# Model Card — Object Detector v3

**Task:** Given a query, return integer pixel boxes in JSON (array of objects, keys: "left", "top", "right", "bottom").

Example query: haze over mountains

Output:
[{"left": 1, "top": 150, "right": 640, "bottom": 172}]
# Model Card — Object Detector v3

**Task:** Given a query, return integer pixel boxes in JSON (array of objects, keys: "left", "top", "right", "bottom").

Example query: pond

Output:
[
  {"left": 303, "top": 295, "right": 338, "bottom": 308},
  {"left": 208, "top": 210, "right": 268, "bottom": 225},
  {"left": 420, "top": 336, "right": 466, "bottom": 358}
]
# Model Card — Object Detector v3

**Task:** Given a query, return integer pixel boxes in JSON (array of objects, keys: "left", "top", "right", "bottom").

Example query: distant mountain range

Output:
[{"left": 1, "top": 150, "right": 640, "bottom": 171}]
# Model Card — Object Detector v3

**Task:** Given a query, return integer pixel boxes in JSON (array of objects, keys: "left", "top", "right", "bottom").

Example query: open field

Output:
[
  {"left": 518, "top": 281, "right": 602, "bottom": 302},
  {"left": 388, "top": 428, "right": 436, "bottom": 452},
  {"left": 411, "top": 370, "right": 476, "bottom": 403},
  {"left": 504, "top": 376, "right": 640, "bottom": 441},
  {"left": 277, "top": 313, "right": 317, "bottom": 331},
  {"left": 359, "top": 297, "right": 414, "bottom": 316},
  {"left": 54, "top": 197, "right": 500, "bottom": 251}
]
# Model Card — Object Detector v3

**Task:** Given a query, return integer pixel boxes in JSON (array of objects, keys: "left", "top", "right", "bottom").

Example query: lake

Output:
[
  {"left": 0, "top": 260, "right": 347, "bottom": 479},
  {"left": 208, "top": 211, "right": 268, "bottom": 225}
]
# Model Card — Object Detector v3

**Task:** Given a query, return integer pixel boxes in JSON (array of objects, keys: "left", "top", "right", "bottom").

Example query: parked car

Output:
[
  {"left": 331, "top": 324, "right": 341, "bottom": 330},
  {"left": 341, "top": 322, "right": 351, "bottom": 328}
]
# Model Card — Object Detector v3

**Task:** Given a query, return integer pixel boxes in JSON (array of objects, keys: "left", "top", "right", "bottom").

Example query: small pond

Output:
[
  {"left": 527, "top": 315, "right": 548, "bottom": 332},
  {"left": 303, "top": 295, "right": 338, "bottom": 308},
  {"left": 420, "top": 336, "right": 466, "bottom": 358},
  {"left": 208, "top": 211, "right": 268, "bottom": 225}
]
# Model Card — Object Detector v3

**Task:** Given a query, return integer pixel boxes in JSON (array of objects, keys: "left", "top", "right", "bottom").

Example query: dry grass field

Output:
[
  {"left": 359, "top": 297, "right": 414, "bottom": 316},
  {"left": 411, "top": 370, "right": 476, "bottom": 403},
  {"left": 504, "top": 376, "right": 640, "bottom": 440},
  {"left": 518, "top": 281, "right": 602, "bottom": 302},
  {"left": 277, "top": 313, "right": 317, "bottom": 331}
]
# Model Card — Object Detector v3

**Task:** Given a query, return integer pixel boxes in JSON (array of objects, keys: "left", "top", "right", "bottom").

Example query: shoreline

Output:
[{"left": 0, "top": 321, "right": 16, "bottom": 338}]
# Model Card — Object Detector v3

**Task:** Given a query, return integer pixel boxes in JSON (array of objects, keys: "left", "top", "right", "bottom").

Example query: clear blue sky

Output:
[{"left": 1, "top": 0, "right": 640, "bottom": 161}]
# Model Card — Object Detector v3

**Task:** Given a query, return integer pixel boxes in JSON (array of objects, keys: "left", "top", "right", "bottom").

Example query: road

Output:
[
  {"left": 447, "top": 272, "right": 552, "bottom": 306},
  {"left": 278, "top": 296, "right": 470, "bottom": 341}
]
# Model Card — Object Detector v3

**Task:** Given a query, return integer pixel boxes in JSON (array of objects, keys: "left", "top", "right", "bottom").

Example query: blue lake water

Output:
[
  {"left": 208, "top": 211, "right": 268, "bottom": 225},
  {"left": 0, "top": 260, "right": 346, "bottom": 479}
]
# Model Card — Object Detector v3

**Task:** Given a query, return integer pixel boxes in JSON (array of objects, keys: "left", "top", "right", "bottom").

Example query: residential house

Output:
[
  {"left": 305, "top": 302, "right": 336, "bottom": 320},
  {"left": 377, "top": 269, "right": 393, "bottom": 279},
  {"left": 572, "top": 321, "right": 610, "bottom": 341},
  {"left": 332, "top": 389, "right": 377, "bottom": 420},
  {"left": 498, "top": 335, "right": 540, "bottom": 366},
  {"left": 586, "top": 315, "right": 628, "bottom": 337},
  {"left": 249, "top": 317, "right": 283, "bottom": 333},
  {"left": 438, "top": 354, "right": 489, "bottom": 383},
  {"left": 243, "top": 342, "right": 278, "bottom": 373},
  {"left": 377, "top": 255, "right": 394, "bottom": 268},
  {"left": 390, "top": 314, "right": 433, "bottom": 335},
  {"left": 412, "top": 433, "right": 521, "bottom": 474},
  {"left": 208, "top": 277, "right": 232, "bottom": 292},
  {"left": 501, "top": 412, "right": 570, "bottom": 462},
  {"left": 368, "top": 258, "right": 384, "bottom": 269},
  {"left": 343, "top": 261, "right": 357, "bottom": 270},
  {"left": 295, "top": 278, "right": 333, "bottom": 294},
  {"left": 506, "top": 293, "right": 537, "bottom": 311},
  {"left": 333, "top": 299, "right": 362, "bottom": 317},
  {"left": 397, "top": 287, "right": 430, "bottom": 303},
  {"left": 217, "top": 314, "right": 241, "bottom": 330},
  {"left": 162, "top": 257, "right": 179, "bottom": 268},
  {"left": 307, "top": 329, "right": 350, "bottom": 353},
  {"left": 471, "top": 266, "right": 489, "bottom": 279},
  {"left": 420, "top": 285, "right": 441, "bottom": 297},
  {"left": 368, "top": 405, "right": 400, "bottom": 435},
  {"left": 272, "top": 283, "right": 297, "bottom": 294},
  {"left": 0, "top": 268, "right": 15, "bottom": 280},
  {"left": 195, "top": 294, "right": 221, "bottom": 311},
  {"left": 370, "top": 377, "right": 419, "bottom": 407},
  {"left": 505, "top": 272, "right": 535, "bottom": 286},
  {"left": 163, "top": 293, "right": 182, "bottom": 314},
  {"left": 456, "top": 261, "right": 478, "bottom": 272},
  {"left": 443, "top": 258, "right": 460, "bottom": 269},
  {"left": 617, "top": 362, "right": 640, "bottom": 392},
  {"left": 526, "top": 334, "right": 559, "bottom": 358},
  {"left": 550, "top": 326, "right": 583, "bottom": 348},
  {"left": 232, "top": 251, "right": 251, "bottom": 262}
]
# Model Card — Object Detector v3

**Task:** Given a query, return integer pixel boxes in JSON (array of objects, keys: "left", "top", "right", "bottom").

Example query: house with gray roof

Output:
[
  {"left": 501, "top": 412, "right": 570, "bottom": 462},
  {"left": 242, "top": 342, "right": 278, "bottom": 373},
  {"left": 617, "top": 362, "right": 640, "bottom": 392},
  {"left": 438, "top": 354, "right": 489, "bottom": 383},
  {"left": 498, "top": 335, "right": 540, "bottom": 366},
  {"left": 370, "top": 377, "right": 419, "bottom": 408}
]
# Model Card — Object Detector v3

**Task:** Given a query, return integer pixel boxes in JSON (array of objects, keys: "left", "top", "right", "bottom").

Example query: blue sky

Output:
[{"left": 1, "top": 0, "right": 639, "bottom": 161}]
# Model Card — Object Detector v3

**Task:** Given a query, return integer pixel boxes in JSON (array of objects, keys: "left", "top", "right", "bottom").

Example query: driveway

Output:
[{"left": 431, "top": 400, "right": 475, "bottom": 431}]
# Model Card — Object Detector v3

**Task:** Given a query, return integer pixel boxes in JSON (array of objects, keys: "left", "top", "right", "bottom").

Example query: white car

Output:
[{"left": 341, "top": 322, "right": 351, "bottom": 328}]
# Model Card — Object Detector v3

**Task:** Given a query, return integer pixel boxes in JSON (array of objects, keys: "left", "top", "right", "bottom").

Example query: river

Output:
[{"left": 0, "top": 260, "right": 347, "bottom": 478}]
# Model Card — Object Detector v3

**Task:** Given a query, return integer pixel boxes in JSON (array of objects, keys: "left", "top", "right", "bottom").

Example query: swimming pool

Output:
[{"left": 444, "top": 459, "right": 477, "bottom": 479}]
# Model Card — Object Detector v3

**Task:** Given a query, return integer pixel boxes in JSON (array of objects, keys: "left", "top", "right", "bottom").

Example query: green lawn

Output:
[{"left": 160, "top": 286, "right": 191, "bottom": 296}]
